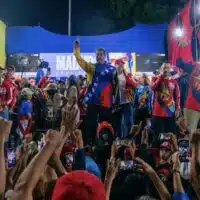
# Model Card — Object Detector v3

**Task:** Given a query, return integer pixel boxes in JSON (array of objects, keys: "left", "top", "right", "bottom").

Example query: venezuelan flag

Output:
[{"left": 0, "top": 20, "right": 6, "bottom": 69}]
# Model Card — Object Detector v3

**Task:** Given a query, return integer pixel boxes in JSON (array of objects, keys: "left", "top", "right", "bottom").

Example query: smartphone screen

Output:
[
  {"left": 147, "top": 119, "right": 151, "bottom": 128},
  {"left": 7, "top": 149, "right": 16, "bottom": 168},
  {"left": 120, "top": 160, "right": 133, "bottom": 170},
  {"left": 178, "top": 139, "right": 190, "bottom": 162}
]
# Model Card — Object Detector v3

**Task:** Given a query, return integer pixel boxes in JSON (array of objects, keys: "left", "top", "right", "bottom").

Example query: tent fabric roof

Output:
[{"left": 6, "top": 23, "right": 167, "bottom": 54}]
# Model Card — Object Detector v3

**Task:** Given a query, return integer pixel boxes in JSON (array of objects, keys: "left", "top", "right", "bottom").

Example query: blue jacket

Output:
[{"left": 19, "top": 100, "right": 33, "bottom": 116}]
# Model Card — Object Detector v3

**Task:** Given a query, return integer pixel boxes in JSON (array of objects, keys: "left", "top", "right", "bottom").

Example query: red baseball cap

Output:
[
  {"left": 52, "top": 170, "right": 106, "bottom": 200},
  {"left": 115, "top": 58, "right": 125, "bottom": 65}
]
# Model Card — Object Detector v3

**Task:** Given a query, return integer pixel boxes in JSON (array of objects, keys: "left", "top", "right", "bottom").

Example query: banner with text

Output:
[{"left": 40, "top": 53, "right": 96, "bottom": 77}]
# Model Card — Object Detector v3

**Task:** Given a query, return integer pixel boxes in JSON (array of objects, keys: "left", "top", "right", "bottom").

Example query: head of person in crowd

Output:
[
  {"left": 22, "top": 77, "right": 29, "bottom": 87},
  {"left": 52, "top": 170, "right": 106, "bottom": 200},
  {"left": 5, "top": 65, "right": 15, "bottom": 78},
  {"left": 29, "top": 78, "right": 35, "bottom": 86},
  {"left": 17, "top": 77, "right": 30, "bottom": 90},
  {"left": 97, "top": 121, "right": 114, "bottom": 147},
  {"left": 77, "top": 75, "right": 84, "bottom": 87},
  {"left": 96, "top": 47, "right": 106, "bottom": 64},
  {"left": 57, "top": 80, "right": 65, "bottom": 95},
  {"left": 67, "top": 75, "right": 77, "bottom": 89},
  {"left": 138, "top": 76, "right": 145, "bottom": 85},
  {"left": 159, "top": 141, "right": 173, "bottom": 162},
  {"left": 115, "top": 59, "right": 125, "bottom": 74},
  {"left": 45, "top": 83, "right": 58, "bottom": 98},
  {"left": 162, "top": 63, "right": 171, "bottom": 78},
  {"left": 142, "top": 73, "right": 151, "bottom": 85},
  {"left": 153, "top": 69, "right": 160, "bottom": 76},
  {"left": 111, "top": 170, "right": 149, "bottom": 200},
  {"left": 65, "top": 75, "right": 79, "bottom": 104},
  {"left": 21, "top": 88, "right": 33, "bottom": 100}
]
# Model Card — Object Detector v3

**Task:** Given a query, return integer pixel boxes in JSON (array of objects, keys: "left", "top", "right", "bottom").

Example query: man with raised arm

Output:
[{"left": 73, "top": 40, "right": 118, "bottom": 145}]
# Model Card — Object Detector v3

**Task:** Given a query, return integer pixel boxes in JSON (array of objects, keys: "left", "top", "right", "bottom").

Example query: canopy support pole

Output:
[{"left": 68, "top": 0, "right": 72, "bottom": 36}]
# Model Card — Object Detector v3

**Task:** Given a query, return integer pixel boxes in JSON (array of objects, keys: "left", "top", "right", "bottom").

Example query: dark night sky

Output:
[{"left": 0, "top": 0, "right": 187, "bottom": 35}]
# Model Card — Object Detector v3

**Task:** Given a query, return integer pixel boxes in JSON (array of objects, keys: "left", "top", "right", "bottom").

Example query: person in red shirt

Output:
[
  {"left": 152, "top": 63, "right": 180, "bottom": 140},
  {"left": 37, "top": 67, "right": 51, "bottom": 89},
  {"left": 0, "top": 65, "right": 18, "bottom": 119},
  {"left": 0, "top": 66, "right": 7, "bottom": 119},
  {"left": 176, "top": 58, "right": 200, "bottom": 134}
]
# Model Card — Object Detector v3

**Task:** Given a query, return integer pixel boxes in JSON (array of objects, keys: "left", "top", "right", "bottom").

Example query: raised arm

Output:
[
  {"left": 13, "top": 128, "right": 65, "bottom": 200},
  {"left": 113, "top": 70, "right": 120, "bottom": 105},
  {"left": 73, "top": 41, "right": 95, "bottom": 74},
  {"left": 0, "top": 119, "right": 12, "bottom": 196},
  {"left": 191, "top": 132, "right": 200, "bottom": 199},
  {"left": 175, "top": 81, "right": 181, "bottom": 117},
  {"left": 171, "top": 152, "right": 188, "bottom": 198},
  {"left": 136, "top": 157, "right": 171, "bottom": 200}
]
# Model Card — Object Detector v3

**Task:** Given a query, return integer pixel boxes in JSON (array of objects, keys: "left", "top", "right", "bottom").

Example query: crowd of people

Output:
[{"left": 0, "top": 40, "right": 199, "bottom": 200}]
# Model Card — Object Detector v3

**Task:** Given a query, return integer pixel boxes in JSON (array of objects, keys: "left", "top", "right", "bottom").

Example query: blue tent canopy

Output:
[{"left": 6, "top": 23, "right": 167, "bottom": 54}]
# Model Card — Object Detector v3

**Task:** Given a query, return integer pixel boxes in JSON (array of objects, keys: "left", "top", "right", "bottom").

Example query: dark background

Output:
[
  {"left": 0, "top": 0, "right": 188, "bottom": 35},
  {"left": 136, "top": 54, "right": 166, "bottom": 72}
]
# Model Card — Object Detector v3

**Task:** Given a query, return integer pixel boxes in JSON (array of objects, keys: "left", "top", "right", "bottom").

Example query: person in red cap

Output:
[
  {"left": 52, "top": 170, "right": 106, "bottom": 200},
  {"left": 115, "top": 58, "right": 138, "bottom": 138},
  {"left": 0, "top": 65, "right": 17, "bottom": 119}
]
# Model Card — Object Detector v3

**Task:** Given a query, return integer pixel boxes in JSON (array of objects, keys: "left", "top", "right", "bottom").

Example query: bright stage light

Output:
[{"left": 174, "top": 28, "right": 184, "bottom": 37}]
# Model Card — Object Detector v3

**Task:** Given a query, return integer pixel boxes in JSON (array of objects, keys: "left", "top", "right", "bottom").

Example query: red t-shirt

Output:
[
  {"left": 152, "top": 76, "right": 180, "bottom": 117},
  {"left": 37, "top": 76, "right": 49, "bottom": 89},
  {"left": 2, "top": 78, "right": 17, "bottom": 109}
]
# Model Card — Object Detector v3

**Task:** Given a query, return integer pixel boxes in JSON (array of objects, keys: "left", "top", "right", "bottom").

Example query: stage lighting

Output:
[{"left": 174, "top": 28, "right": 184, "bottom": 37}]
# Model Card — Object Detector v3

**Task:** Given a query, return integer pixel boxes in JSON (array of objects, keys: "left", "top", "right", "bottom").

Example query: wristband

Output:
[{"left": 172, "top": 169, "right": 180, "bottom": 174}]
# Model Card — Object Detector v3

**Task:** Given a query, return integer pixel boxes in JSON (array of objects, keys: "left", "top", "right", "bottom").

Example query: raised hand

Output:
[
  {"left": 0, "top": 118, "right": 12, "bottom": 141},
  {"left": 74, "top": 40, "right": 80, "bottom": 49},
  {"left": 171, "top": 151, "right": 180, "bottom": 171},
  {"left": 72, "top": 129, "right": 84, "bottom": 148},
  {"left": 168, "top": 133, "right": 178, "bottom": 152},
  {"left": 104, "top": 158, "right": 121, "bottom": 185},
  {"left": 128, "top": 140, "right": 136, "bottom": 160},
  {"left": 61, "top": 103, "right": 80, "bottom": 135},
  {"left": 141, "top": 126, "right": 149, "bottom": 145},
  {"left": 135, "top": 157, "right": 155, "bottom": 174},
  {"left": 45, "top": 126, "right": 65, "bottom": 148}
]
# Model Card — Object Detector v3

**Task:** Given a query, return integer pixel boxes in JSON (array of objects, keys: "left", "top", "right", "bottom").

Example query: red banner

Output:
[{"left": 168, "top": 0, "right": 194, "bottom": 66}]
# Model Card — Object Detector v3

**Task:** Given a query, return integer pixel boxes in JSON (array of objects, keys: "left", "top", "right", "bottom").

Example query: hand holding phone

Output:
[
  {"left": 74, "top": 36, "right": 80, "bottom": 48},
  {"left": 178, "top": 139, "right": 190, "bottom": 162}
]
